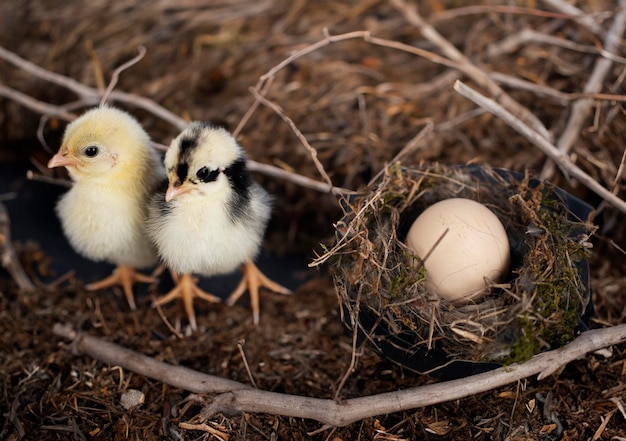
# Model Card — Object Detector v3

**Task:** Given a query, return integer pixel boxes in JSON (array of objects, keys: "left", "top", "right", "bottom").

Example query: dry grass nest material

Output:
[{"left": 329, "top": 162, "right": 597, "bottom": 372}]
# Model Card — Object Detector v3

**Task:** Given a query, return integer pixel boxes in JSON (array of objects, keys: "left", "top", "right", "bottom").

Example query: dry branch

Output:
[
  {"left": 0, "top": 45, "right": 187, "bottom": 130},
  {"left": 489, "top": 72, "right": 626, "bottom": 105},
  {"left": 0, "top": 202, "right": 35, "bottom": 291},
  {"left": 431, "top": 5, "right": 576, "bottom": 23},
  {"left": 52, "top": 322, "right": 626, "bottom": 427},
  {"left": 99, "top": 45, "right": 147, "bottom": 106},
  {"left": 389, "top": 0, "right": 551, "bottom": 141},
  {"left": 542, "top": 0, "right": 607, "bottom": 37},
  {"left": 248, "top": 87, "right": 334, "bottom": 191},
  {"left": 0, "top": 45, "right": 352, "bottom": 196},
  {"left": 0, "top": 84, "right": 77, "bottom": 121},
  {"left": 488, "top": 28, "right": 626, "bottom": 64},
  {"left": 541, "top": 0, "right": 626, "bottom": 179},
  {"left": 454, "top": 80, "right": 626, "bottom": 214}
]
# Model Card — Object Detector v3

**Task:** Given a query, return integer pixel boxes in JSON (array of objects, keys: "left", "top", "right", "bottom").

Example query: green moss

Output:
[
  {"left": 389, "top": 256, "right": 426, "bottom": 300},
  {"left": 501, "top": 196, "right": 592, "bottom": 365},
  {"left": 389, "top": 266, "right": 407, "bottom": 299},
  {"left": 382, "top": 191, "right": 406, "bottom": 208},
  {"left": 506, "top": 315, "right": 544, "bottom": 363}
]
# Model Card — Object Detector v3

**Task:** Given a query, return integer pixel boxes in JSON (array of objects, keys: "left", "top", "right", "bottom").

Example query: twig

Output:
[
  {"left": 85, "top": 40, "right": 106, "bottom": 93},
  {"left": 248, "top": 87, "right": 334, "bottom": 192},
  {"left": 0, "top": 45, "right": 95, "bottom": 99},
  {"left": 0, "top": 45, "right": 187, "bottom": 130},
  {"left": 431, "top": 5, "right": 584, "bottom": 23},
  {"left": 52, "top": 322, "right": 626, "bottom": 427},
  {"left": 235, "top": 29, "right": 457, "bottom": 138},
  {"left": 237, "top": 340, "right": 258, "bottom": 389},
  {"left": 26, "top": 170, "right": 72, "bottom": 188},
  {"left": 542, "top": 0, "right": 607, "bottom": 37},
  {"left": 35, "top": 100, "right": 88, "bottom": 152},
  {"left": 235, "top": 30, "right": 377, "bottom": 137},
  {"left": 0, "top": 84, "right": 77, "bottom": 121},
  {"left": 178, "top": 422, "right": 229, "bottom": 440},
  {"left": 491, "top": 71, "right": 626, "bottom": 104},
  {"left": 45, "top": 270, "right": 76, "bottom": 290},
  {"left": 541, "top": 0, "right": 626, "bottom": 179},
  {"left": 100, "top": 45, "right": 147, "bottom": 106},
  {"left": 453, "top": 80, "right": 626, "bottom": 214},
  {"left": 0, "top": 202, "right": 36, "bottom": 291},
  {"left": 389, "top": 0, "right": 552, "bottom": 142},
  {"left": 368, "top": 122, "right": 434, "bottom": 186},
  {"left": 0, "top": 45, "right": 353, "bottom": 196},
  {"left": 256, "top": 30, "right": 373, "bottom": 91},
  {"left": 333, "top": 301, "right": 362, "bottom": 402},
  {"left": 233, "top": 74, "right": 274, "bottom": 138},
  {"left": 487, "top": 29, "right": 626, "bottom": 64},
  {"left": 152, "top": 295, "right": 184, "bottom": 339},
  {"left": 611, "top": 148, "right": 626, "bottom": 194},
  {"left": 247, "top": 160, "right": 351, "bottom": 196},
  {"left": 593, "top": 407, "right": 619, "bottom": 440},
  {"left": 105, "top": 90, "right": 188, "bottom": 130}
]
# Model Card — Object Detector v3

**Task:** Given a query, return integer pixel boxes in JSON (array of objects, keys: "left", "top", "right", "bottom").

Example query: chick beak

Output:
[
  {"left": 48, "top": 150, "right": 78, "bottom": 169},
  {"left": 165, "top": 178, "right": 193, "bottom": 202}
]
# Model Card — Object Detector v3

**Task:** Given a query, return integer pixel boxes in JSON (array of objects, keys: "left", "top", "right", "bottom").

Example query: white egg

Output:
[{"left": 405, "top": 198, "right": 510, "bottom": 303}]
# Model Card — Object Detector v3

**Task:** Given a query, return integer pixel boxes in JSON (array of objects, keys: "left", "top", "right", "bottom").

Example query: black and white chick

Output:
[
  {"left": 147, "top": 122, "right": 291, "bottom": 330},
  {"left": 48, "top": 106, "right": 164, "bottom": 310}
]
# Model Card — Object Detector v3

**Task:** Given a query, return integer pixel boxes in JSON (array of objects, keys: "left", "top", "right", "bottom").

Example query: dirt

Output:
[{"left": 1, "top": 1, "right": 625, "bottom": 440}]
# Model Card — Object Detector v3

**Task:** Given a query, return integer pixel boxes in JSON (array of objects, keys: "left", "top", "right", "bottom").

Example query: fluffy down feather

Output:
[
  {"left": 53, "top": 106, "right": 163, "bottom": 267},
  {"left": 147, "top": 122, "right": 290, "bottom": 327}
]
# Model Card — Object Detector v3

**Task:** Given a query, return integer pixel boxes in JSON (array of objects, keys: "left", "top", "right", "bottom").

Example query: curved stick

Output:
[
  {"left": 53, "top": 322, "right": 626, "bottom": 427},
  {"left": 454, "top": 80, "right": 626, "bottom": 214}
]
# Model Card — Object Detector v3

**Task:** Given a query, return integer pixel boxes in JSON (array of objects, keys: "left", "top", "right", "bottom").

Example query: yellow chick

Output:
[
  {"left": 147, "top": 122, "right": 291, "bottom": 330},
  {"left": 48, "top": 105, "right": 164, "bottom": 309}
]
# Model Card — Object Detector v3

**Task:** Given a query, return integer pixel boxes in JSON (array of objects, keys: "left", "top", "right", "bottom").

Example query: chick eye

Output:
[
  {"left": 84, "top": 146, "right": 99, "bottom": 157},
  {"left": 196, "top": 166, "right": 219, "bottom": 183}
]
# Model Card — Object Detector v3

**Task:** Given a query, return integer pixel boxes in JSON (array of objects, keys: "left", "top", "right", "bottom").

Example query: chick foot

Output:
[
  {"left": 86, "top": 265, "right": 157, "bottom": 310},
  {"left": 153, "top": 272, "right": 220, "bottom": 331},
  {"left": 226, "top": 260, "right": 292, "bottom": 325}
]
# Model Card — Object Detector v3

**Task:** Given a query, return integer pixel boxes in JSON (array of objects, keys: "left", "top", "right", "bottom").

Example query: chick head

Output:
[
  {"left": 164, "top": 122, "right": 248, "bottom": 202},
  {"left": 48, "top": 106, "right": 154, "bottom": 183}
]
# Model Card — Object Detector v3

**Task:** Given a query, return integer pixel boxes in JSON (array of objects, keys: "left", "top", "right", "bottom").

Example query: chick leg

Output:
[
  {"left": 86, "top": 265, "right": 157, "bottom": 310},
  {"left": 153, "top": 272, "right": 220, "bottom": 331},
  {"left": 226, "top": 260, "right": 292, "bottom": 325}
]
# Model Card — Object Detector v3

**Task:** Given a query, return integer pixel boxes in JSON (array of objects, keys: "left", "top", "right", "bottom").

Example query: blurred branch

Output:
[
  {"left": 0, "top": 45, "right": 351, "bottom": 196},
  {"left": 431, "top": 5, "right": 574, "bottom": 22},
  {"left": 234, "top": 28, "right": 459, "bottom": 138},
  {"left": 52, "top": 322, "right": 626, "bottom": 427},
  {"left": 233, "top": 25, "right": 556, "bottom": 201},
  {"left": 0, "top": 45, "right": 187, "bottom": 130},
  {"left": 247, "top": 159, "right": 349, "bottom": 196},
  {"left": 389, "top": 0, "right": 552, "bottom": 142},
  {"left": 0, "top": 202, "right": 36, "bottom": 292},
  {"left": 541, "top": 0, "right": 626, "bottom": 179},
  {"left": 0, "top": 84, "right": 77, "bottom": 121},
  {"left": 542, "top": 0, "right": 607, "bottom": 36},
  {"left": 487, "top": 28, "right": 626, "bottom": 64},
  {"left": 490, "top": 72, "right": 626, "bottom": 105},
  {"left": 100, "top": 45, "right": 147, "bottom": 106},
  {"left": 249, "top": 87, "right": 335, "bottom": 192},
  {"left": 453, "top": 80, "right": 626, "bottom": 214}
]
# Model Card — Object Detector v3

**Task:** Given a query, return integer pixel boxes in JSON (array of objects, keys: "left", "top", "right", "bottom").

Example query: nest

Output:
[{"left": 330, "top": 163, "right": 595, "bottom": 378}]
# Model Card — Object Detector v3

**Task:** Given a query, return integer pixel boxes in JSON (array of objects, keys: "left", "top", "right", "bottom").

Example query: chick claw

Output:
[
  {"left": 153, "top": 272, "right": 220, "bottom": 331},
  {"left": 226, "top": 260, "right": 292, "bottom": 325},
  {"left": 85, "top": 265, "right": 157, "bottom": 310}
]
